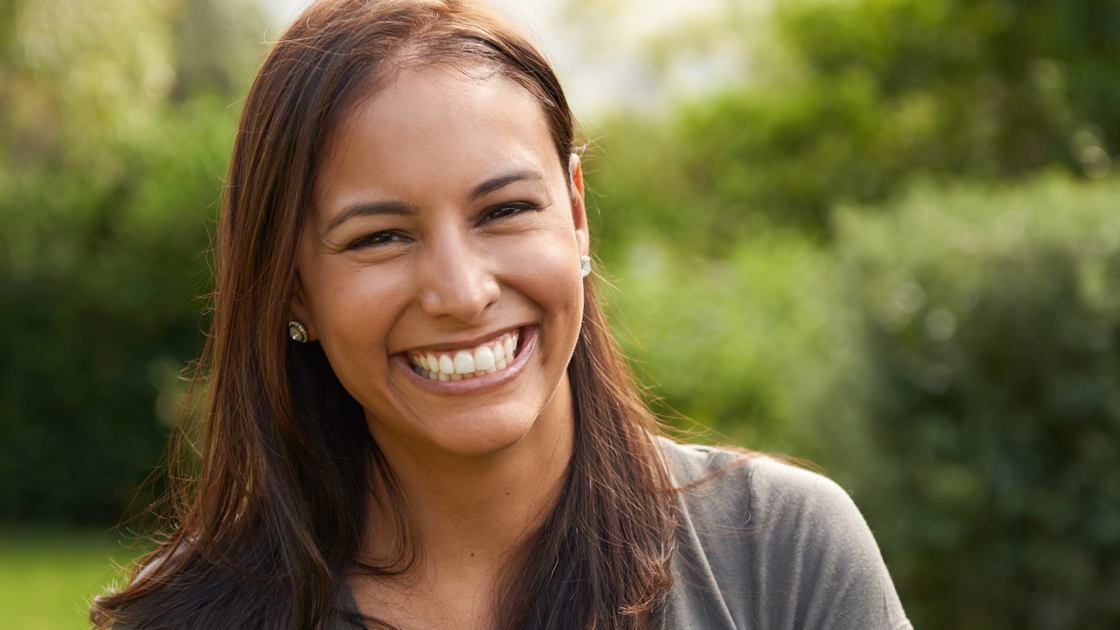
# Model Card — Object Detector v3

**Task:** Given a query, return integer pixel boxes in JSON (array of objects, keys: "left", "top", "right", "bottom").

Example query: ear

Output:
[
  {"left": 288, "top": 273, "right": 319, "bottom": 342},
  {"left": 568, "top": 153, "right": 590, "bottom": 258}
]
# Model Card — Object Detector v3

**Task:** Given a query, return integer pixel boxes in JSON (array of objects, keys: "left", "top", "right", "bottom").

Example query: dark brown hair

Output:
[{"left": 91, "top": 1, "right": 675, "bottom": 628}]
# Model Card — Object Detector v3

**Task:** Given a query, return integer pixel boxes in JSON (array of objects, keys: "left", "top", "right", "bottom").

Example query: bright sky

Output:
[{"left": 254, "top": 0, "right": 767, "bottom": 118}]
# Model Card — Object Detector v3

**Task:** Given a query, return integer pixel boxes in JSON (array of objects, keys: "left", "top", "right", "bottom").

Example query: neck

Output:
[{"left": 359, "top": 375, "right": 575, "bottom": 592}]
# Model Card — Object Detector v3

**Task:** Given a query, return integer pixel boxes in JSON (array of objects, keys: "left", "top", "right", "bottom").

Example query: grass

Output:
[{"left": 0, "top": 527, "right": 145, "bottom": 630}]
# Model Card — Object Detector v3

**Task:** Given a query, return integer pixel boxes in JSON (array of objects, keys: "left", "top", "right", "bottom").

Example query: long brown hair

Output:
[{"left": 91, "top": 1, "right": 675, "bottom": 628}]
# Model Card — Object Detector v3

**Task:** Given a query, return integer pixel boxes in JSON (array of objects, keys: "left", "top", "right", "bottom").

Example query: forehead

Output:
[{"left": 314, "top": 66, "right": 563, "bottom": 209}]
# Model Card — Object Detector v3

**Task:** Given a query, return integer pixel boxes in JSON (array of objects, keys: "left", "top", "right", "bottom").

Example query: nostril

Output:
[{"left": 419, "top": 271, "right": 500, "bottom": 321}]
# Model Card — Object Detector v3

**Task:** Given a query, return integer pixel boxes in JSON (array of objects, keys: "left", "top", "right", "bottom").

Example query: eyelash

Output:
[
  {"left": 346, "top": 202, "right": 539, "bottom": 250},
  {"left": 349, "top": 231, "right": 403, "bottom": 249},
  {"left": 483, "top": 201, "right": 537, "bottom": 222}
]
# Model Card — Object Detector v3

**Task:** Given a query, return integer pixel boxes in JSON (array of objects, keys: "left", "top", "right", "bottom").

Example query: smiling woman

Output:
[
  {"left": 295, "top": 66, "right": 587, "bottom": 464},
  {"left": 89, "top": 1, "right": 911, "bottom": 629}
]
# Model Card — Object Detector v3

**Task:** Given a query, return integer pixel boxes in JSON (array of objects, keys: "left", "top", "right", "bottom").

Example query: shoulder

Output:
[
  {"left": 661, "top": 437, "right": 845, "bottom": 500},
  {"left": 660, "top": 439, "right": 879, "bottom": 570},
  {"left": 655, "top": 438, "right": 912, "bottom": 630},
  {"left": 659, "top": 437, "right": 874, "bottom": 541}
]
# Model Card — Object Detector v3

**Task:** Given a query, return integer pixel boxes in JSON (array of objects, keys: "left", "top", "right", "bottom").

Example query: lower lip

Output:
[{"left": 394, "top": 326, "right": 537, "bottom": 395}]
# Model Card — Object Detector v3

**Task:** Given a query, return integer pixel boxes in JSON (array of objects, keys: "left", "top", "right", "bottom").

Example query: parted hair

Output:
[{"left": 90, "top": 1, "right": 676, "bottom": 628}]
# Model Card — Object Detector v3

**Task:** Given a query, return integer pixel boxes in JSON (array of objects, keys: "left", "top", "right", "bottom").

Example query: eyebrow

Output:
[
  {"left": 466, "top": 170, "right": 544, "bottom": 203},
  {"left": 326, "top": 200, "right": 418, "bottom": 233},
  {"left": 325, "top": 170, "right": 546, "bottom": 233}
]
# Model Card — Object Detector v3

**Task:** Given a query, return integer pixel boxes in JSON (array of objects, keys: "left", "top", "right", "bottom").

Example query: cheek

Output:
[
  {"left": 506, "top": 210, "right": 581, "bottom": 271},
  {"left": 309, "top": 269, "right": 407, "bottom": 374},
  {"left": 502, "top": 231, "right": 584, "bottom": 318}
]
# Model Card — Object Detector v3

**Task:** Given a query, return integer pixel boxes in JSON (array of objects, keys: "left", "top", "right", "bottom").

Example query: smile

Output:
[{"left": 406, "top": 329, "right": 521, "bottom": 381}]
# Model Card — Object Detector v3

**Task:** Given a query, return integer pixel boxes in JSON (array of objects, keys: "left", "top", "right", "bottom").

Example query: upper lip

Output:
[{"left": 397, "top": 324, "right": 528, "bottom": 355}]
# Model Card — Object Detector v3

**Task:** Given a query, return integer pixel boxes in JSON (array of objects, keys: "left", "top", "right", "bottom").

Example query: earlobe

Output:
[
  {"left": 288, "top": 275, "right": 318, "bottom": 342},
  {"left": 568, "top": 153, "right": 590, "bottom": 258}
]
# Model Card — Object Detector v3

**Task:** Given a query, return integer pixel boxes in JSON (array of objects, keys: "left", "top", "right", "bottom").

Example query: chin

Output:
[{"left": 364, "top": 397, "right": 552, "bottom": 461}]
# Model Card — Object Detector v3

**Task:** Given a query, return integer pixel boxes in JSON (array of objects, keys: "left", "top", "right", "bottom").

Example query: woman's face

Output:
[{"left": 292, "top": 66, "right": 588, "bottom": 460}]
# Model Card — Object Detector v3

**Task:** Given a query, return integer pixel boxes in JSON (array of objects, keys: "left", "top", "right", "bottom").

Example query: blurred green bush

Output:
[
  {"left": 0, "top": 100, "right": 233, "bottom": 522},
  {"left": 605, "top": 174, "right": 1120, "bottom": 628},
  {"left": 587, "top": 0, "right": 1119, "bottom": 239},
  {"left": 604, "top": 226, "right": 851, "bottom": 457},
  {"left": 833, "top": 175, "right": 1120, "bottom": 629},
  {"left": 0, "top": 0, "right": 263, "bottom": 523},
  {"left": 582, "top": 9, "right": 1120, "bottom": 620}
]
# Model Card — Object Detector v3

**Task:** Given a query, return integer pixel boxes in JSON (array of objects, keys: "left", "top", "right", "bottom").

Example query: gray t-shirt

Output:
[
  {"left": 654, "top": 440, "right": 912, "bottom": 630},
  {"left": 342, "top": 440, "right": 912, "bottom": 630}
]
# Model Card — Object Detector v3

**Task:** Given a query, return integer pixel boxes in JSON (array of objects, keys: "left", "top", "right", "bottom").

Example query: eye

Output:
[
  {"left": 482, "top": 202, "right": 538, "bottom": 223},
  {"left": 349, "top": 230, "right": 404, "bottom": 249}
]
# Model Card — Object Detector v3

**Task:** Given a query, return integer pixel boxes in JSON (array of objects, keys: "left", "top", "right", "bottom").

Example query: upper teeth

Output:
[{"left": 407, "top": 330, "right": 519, "bottom": 381}]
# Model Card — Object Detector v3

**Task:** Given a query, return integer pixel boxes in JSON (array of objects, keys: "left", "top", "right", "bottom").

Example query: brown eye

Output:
[
  {"left": 350, "top": 231, "right": 403, "bottom": 249},
  {"left": 484, "top": 202, "right": 537, "bottom": 223}
]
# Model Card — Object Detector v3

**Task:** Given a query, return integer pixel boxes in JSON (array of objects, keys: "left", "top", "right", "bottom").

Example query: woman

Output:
[{"left": 92, "top": 1, "right": 911, "bottom": 629}]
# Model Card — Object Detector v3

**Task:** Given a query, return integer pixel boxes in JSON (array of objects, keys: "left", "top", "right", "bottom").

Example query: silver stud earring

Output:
[
  {"left": 580, "top": 255, "right": 592, "bottom": 278},
  {"left": 288, "top": 320, "right": 311, "bottom": 343}
]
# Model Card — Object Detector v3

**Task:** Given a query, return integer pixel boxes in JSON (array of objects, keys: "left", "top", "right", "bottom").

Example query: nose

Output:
[{"left": 418, "top": 228, "right": 500, "bottom": 322}]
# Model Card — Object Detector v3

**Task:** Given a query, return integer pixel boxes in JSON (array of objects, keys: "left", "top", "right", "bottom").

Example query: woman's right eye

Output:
[{"left": 349, "top": 231, "right": 402, "bottom": 249}]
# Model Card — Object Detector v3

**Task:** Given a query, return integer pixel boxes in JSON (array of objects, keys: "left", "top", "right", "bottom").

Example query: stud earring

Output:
[
  {"left": 580, "top": 255, "right": 592, "bottom": 278},
  {"left": 288, "top": 320, "right": 311, "bottom": 343}
]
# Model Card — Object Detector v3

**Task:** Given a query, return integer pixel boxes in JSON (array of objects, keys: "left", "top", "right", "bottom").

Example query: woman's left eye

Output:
[{"left": 483, "top": 202, "right": 537, "bottom": 222}]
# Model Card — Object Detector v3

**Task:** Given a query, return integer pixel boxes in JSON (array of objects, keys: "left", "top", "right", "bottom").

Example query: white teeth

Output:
[
  {"left": 453, "top": 350, "right": 475, "bottom": 374},
  {"left": 408, "top": 329, "right": 524, "bottom": 381},
  {"left": 474, "top": 345, "right": 495, "bottom": 371}
]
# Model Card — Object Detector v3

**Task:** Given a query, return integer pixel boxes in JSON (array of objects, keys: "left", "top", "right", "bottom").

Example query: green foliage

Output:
[
  {"left": 170, "top": 0, "right": 269, "bottom": 99},
  {"left": 833, "top": 174, "right": 1120, "bottom": 629},
  {"left": 585, "top": 0, "right": 1119, "bottom": 238},
  {"left": 673, "top": 75, "right": 897, "bottom": 236},
  {"left": 604, "top": 172, "right": 1120, "bottom": 628},
  {"left": 0, "top": 0, "right": 263, "bottom": 523},
  {"left": 585, "top": 1, "right": 1120, "bottom": 618},
  {"left": 0, "top": 99, "right": 237, "bottom": 522},
  {"left": 584, "top": 117, "right": 701, "bottom": 262},
  {"left": 778, "top": 0, "right": 1120, "bottom": 166},
  {"left": 604, "top": 226, "right": 850, "bottom": 456}
]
